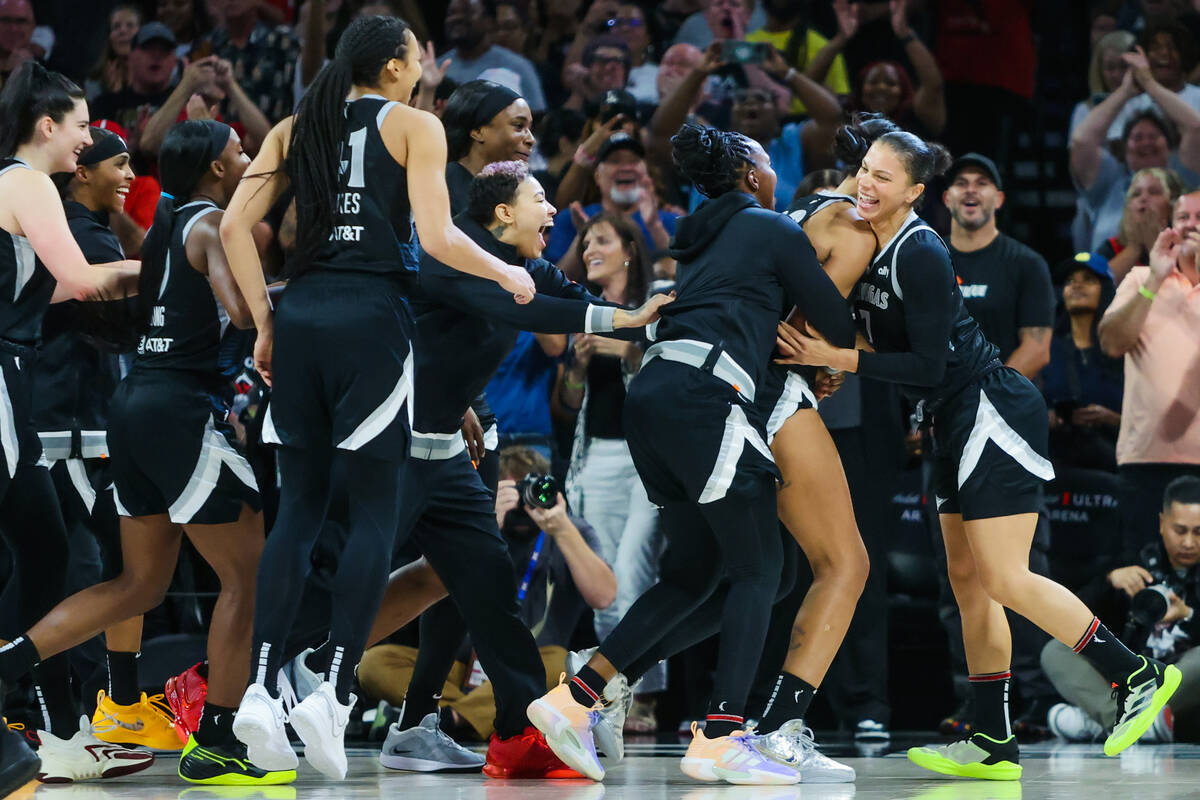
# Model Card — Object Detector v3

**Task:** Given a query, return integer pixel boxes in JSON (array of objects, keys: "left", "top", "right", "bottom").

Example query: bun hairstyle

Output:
[
  {"left": 834, "top": 111, "right": 900, "bottom": 169},
  {"left": 286, "top": 14, "right": 412, "bottom": 277},
  {"left": 467, "top": 159, "right": 530, "bottom": 226},
  {"left": 874, "top": 130, "right": 952, "bottom": 186},
  {"left": 671, "top": 122, "right": 754, "bottom": 199},
  {"left": 0, "top": 61, "right": 85, "bottom": 157}
]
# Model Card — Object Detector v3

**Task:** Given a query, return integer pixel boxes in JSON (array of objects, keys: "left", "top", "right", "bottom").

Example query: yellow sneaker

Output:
[
  {"left": 681, "top": 723, "right": 801, "bottom": 785},
  {"left": 91, "top": 690, "right": 183, "bottom": 751}
]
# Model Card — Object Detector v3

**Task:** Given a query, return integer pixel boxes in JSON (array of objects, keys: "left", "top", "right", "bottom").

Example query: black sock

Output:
[
  {"left": 1074, "top": 618, "right": 1141, "bottom": 682},
  {"left": 969, "top": 671, "right": 1012, "bottom": 741},
  {"left": 758, "top": 673, "right": 817, "bottom": 734},
  {"left": 568, "top": 666, "right": 606, "bottom": 707},
  {"left": 194, "top": 702, "right": 237, "bottom": 747},
  {"left": 31, "top": 655, "right": 79, "bottom": 737},
  {"left": 0, "top": 637, "right": 40, "bottom": 683},
  {"left": 106, "top": 651, "right": 139, "bottom": 706},
  {"left": 704, "top": 702, "right": 745, "bottom": 738}
]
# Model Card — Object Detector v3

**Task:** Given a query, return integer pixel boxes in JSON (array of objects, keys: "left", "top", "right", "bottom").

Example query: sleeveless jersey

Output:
[
  {"left": 0, "top": 158, "right": 58, "bottom": 344},
  {"left": 310, "top": 94, "right": 415, "bottom": 276},
  {"left": 853, "top": 211, "right": 998, "bottom": 410},
  {"left": 134, "top": 200, "right": 225, "bottom": 374}
]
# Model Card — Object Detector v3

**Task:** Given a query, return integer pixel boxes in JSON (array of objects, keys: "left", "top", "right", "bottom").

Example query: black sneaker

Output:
[
  {"left": 178, "top": 735, "right": 296, "bottom": 785},
  {"left": 0, "top": 722, "right": 39, "bottom": 795},
  {"left": 908, "top": 732, "right": 1022, "bottom": 781}
]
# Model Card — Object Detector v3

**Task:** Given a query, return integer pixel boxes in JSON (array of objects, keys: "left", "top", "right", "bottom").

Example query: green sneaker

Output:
[
  {"left": 907, "top": 733, "right": 1022, "bottom": 781},
  {"left": 1105, "top": 657, "right": 1182, "bottom": 757},
  {"left": 178, "top": 735, "right": 297, "bottom": 785}
]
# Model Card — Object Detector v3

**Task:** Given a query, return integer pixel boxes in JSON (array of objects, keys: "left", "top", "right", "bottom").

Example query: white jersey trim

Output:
[
  {"left": 957, "top": 388, "right": 1055, "bottom": 490},
  {"left": 0, "top": 357, "right": 18, "bottom": 478},
  {"left": 337, "top": 347, "right": 414, "bottom": 451},
  {"left": 699, "top": 404, "right": 774, "bottom": 504},
  {"left": 168, "top": 415, "right": 259, "bottom": 523},
  {"left": 765, "top": 371, "right": 817, "bottom": 443},
  {"left": 66, "top": 456, "right": 97, "bottom": 514}
]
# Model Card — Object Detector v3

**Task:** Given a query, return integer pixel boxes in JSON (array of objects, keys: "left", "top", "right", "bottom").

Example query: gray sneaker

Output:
[
  {"left": 755, "top": 720, "right": 856, "bottom": 783},
  {"left": 288, "top": 647, "right": 324, "bottom": 705},
  {"left": 566, "top": 647, "right": 631, "bottom": 761},
  {"left": 379, "top": 712, "right": 485, "bottom": 773}
]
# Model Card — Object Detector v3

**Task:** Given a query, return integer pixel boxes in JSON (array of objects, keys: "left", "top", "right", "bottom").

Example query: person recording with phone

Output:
[
  {"left": 356, "top": 445, "right": 614, "bottom": 742},
  {"left": 1041, "top": 476, "right": 1200, "bottom": 742}
]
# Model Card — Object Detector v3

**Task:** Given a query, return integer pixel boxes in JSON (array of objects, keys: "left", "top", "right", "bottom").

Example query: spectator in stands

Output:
[
  {"left": 559, "top": 213, "right": 664, "bottom": 731},
  {"left": 611, "top": 3, "right": 658, "bottom": 104},
  {"left": 1070, "top": 48, "right": 1200, "bottom": 252},
  {"left": 1044, "top": 253, "right": 1123, "bottom": 473},
  {"left": 1101, "top": 167, "right": 1185, "bottom": 284},
  {"left": 0, "top": 0, "right": 36, "bottom": 82},
  {"left": 563, "top": 34, "right": 631, "bottom": 112},
  {"left": 847, "top": 0, "right": 944, "bottom": 137},
  {"left": 356, "top": 446, "right": 614, "bottom": 740},
  {"left": 746, "top": 0, "right": 852, "bottom": 115},
  {"left": 672, "top": 0, "right": 765, "bottom": 50},
  {"left": 547, "top": 132, "right": 678, "bottom": 279},
  {"left": 206, "top": 0, "right": 299, "bottom": 123},
  {"left": 91, "top": 22, "right": 180, "bottom": 153},
  {"left": 1110, "top": 24, "right": 1200, "bottom": 141},
  {"left": 1088, "top": 4, "right": 1118, "bottom": 49},
  {"left": 532, "top": 108, "right": 587, "bottom": 205},
  {"left": 655, "top": 42, "right": 705, "bottom": 111},
  {"left": 439, "top": 0, "right": 547, "bottom": 112},
  {"left": 1099, "top": 196, "right": 1200, "bottom": 564},
  {"left": 412, "top": 40, "right": 456, "bottom": 116},
  {"left": 1069, "top": 30, "right": 1136, "bottom": 136},
  {"left": 85, "top": 5, "right": 141, "bottom": 101},
  {"left": 157, "top": 0, "right": 212, "bottom": 59},
  {"left": 492, "top": 1, "right": 532, "bottom": 60},
  {"left": 944, "top": 152, "right": 1056, "bottom": 380},
  {"left": 1041, "top": 476, "right": 1200, "bottom": 743},
  {"left": 487, "top": 331, "right": 566, "bottom": 463}
]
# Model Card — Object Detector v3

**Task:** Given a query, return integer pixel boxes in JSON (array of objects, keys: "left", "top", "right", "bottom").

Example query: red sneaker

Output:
[
  {"left": 483, "top": 726, "right": 585, "bottom": 779},
  {"left": 164, "top": 662, "right": 207, "bottom": 745}
]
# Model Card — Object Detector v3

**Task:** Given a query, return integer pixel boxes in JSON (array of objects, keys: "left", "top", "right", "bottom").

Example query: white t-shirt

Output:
[
  {"left": 1108, "top": 84, "right": 1200, "bottom": 141},
  {"left": 627, "top": 62, "right": 659, "bottom": 104}
]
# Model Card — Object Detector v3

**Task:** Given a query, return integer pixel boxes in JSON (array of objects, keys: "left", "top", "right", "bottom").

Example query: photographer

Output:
[
  {"left": 357, "top": 446, "right": 614, "bottom": 741},
  {"left": 1041, "top": 476, "right": 1200, "bottom": 741}
]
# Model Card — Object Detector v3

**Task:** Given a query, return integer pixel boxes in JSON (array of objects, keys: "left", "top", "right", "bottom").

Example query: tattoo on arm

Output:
[
  {"left": 1020, "top": 326, "right": 1051, "bottom": 344},
  {"left": 788, "top": 622, "right": 806, "bottom": 651}
]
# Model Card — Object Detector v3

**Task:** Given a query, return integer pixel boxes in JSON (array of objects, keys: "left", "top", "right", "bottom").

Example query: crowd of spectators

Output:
[{"left": 6, "top": 0, "right": 1200, "bottom": 744}]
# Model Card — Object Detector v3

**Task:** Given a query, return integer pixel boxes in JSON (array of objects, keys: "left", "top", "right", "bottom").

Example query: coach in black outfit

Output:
[{"left": 931, "top": 152, "right": 1059, "bottom": 733}]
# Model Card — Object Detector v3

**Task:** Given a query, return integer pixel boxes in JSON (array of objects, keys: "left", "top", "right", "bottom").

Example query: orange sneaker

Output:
[
  {"left": 91, "top": 691, "right": 182, "bottom": 751},
  {"left": 483, "top": 726, "right": 584, "bottom": 779},
  {"left": 680, "top": 723, "right": 800, "bottom": 785},
  {"left": 526, "top": 680, "right": 604, "bottom": 780}
]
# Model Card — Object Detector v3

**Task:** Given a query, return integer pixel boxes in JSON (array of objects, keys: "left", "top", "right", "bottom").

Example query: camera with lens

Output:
[
  {"left": 516, "top": 473, "right": 560, "bottom": 510},
  {"left": 1122, "top": 584, "right": 1173, "bottom": 654}
]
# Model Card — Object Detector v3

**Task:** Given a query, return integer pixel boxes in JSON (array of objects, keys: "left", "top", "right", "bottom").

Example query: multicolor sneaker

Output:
[
  {"left": 680, "top": 722, "right": 800, "bottom": 785},
  {"left": 165, "top": 662, "right": 208, "bottom": 745},
  {"left": 37, "top": 715, "right": 155, "bottom": 783},
  {"left": 754, "top": 720, "right": 855, "bottom": 783},
  {"left": 91, "top": 690, "right": 182, "bottom": 751},
  {"left": 482, "top": 726, "right": 583, "bottom": 779},
  {"left": 526, "top": 679, "right": 604, "bottom": 780},
  {"left": 1105, "top": 656, "right": 1181, "bottom": 756},
  {"left": 178, "top": 734, "right": 297, "bottom": 785},
  {"left": 379, "top": 712, "right": 485, "bottom": 772},
  {"left": 907, "top": 732, "right": 1022, "bottom": 781}
]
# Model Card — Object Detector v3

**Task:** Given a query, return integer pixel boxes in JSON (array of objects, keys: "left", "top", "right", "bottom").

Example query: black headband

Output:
[
  {"left": 77, "top": 130, "right": 128, "bottom": 167},
  {"left": 203, "top": 121, "right": 232, "bottom": 163},
  {"left": 473, "top": 85, "right": 522, "bottom": 129}
]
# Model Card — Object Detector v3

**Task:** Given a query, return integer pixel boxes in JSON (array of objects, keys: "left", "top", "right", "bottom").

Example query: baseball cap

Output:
[
  {"left": 1053, "top": 251, "right": 1114, "bottom": 285},
  {"left": 596, "top": 131, "right": 645, "bottom": 164},
  {"left": 133, "top": 22, "right": 177, "bottom": 50},
  {"left": 949, "top": 152, "right": 1002, "bottom": 190}
]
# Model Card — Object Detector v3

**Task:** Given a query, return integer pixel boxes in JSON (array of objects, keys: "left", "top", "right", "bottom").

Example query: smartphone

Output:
[{"left": 720, "top": 40, "right": 769, "bottom": 65}]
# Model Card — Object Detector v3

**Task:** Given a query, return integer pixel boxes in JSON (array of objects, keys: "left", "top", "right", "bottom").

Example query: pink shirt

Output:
[{"left": 1110, "top": 266, "right": 1200, "bottom": 465}]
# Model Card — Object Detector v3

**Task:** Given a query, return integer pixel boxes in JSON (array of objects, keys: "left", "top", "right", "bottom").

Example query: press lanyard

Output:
[{"left": 517, "top": 531, "right": 546, "bottom": 603}]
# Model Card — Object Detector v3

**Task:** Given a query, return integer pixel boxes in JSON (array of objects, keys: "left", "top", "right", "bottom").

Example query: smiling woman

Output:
[{"left": 442, "top": 79, "right": 535, "bottom": 213}]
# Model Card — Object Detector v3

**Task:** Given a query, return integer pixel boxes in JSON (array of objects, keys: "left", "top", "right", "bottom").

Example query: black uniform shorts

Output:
[
  {"left": 757, "top": 364, "right": 818, "bottom": 444},
  {"left": 108, "top": 371, "right": 261, "bottom": 524},
  {"left": 931, "top": 366, "right": 1054, "bottom": 521},
  {"left": 624, "top": 359, "right": 780, "bottom": 507},
  {"left": 263, "top": 271, "right": 413, "bottom": 462},
  {"left": 0, "top": 340, "right": 44, "bottom": 498}
]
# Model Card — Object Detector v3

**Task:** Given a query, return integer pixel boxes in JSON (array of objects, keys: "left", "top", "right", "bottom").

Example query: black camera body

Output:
[
  {"left": 516, "top": 473, "right": 560, "bottom": 510},
  {"left": 1122, "top": 583, "right": 1173, "bottom": 655}
]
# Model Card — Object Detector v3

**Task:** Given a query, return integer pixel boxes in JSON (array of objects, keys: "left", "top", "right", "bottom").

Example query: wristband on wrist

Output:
[
  {"left": 1138, "top": 283, "right": 1156, "bottom": 300},
  {"left": 784, "top": 66, "right": 798, "bottom": 83},
  {"left": 564, "top": 374, "right": 585, "bottom": 390},
  {"left": 573, "top": 145, "right": 598, "bottom": 168}
]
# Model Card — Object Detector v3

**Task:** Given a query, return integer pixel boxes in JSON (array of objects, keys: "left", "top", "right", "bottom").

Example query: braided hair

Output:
[
  {"left": 285, "top": 15, "right": 412, "bottom": 276},
  {"left": 670, "top": 122, "right": 754, "bottom": 199}
]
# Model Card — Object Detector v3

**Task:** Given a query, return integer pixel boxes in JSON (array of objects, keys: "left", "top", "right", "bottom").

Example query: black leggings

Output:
[
  {"left": 599, "top": 478, "right": 782, "bottom": 718},
  {"left": 251, "top": 446, "right": 405, "bottom": 703}
]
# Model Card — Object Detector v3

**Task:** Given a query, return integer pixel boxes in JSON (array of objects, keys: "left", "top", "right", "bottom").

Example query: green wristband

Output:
[{"left": 1138, "top": 284, "right": 1156, "bottom": 301}]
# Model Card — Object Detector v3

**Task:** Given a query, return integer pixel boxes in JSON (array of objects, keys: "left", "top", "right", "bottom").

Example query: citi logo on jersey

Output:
[{"left": 959, "top": 284, "right": 989, "bottom": 298}]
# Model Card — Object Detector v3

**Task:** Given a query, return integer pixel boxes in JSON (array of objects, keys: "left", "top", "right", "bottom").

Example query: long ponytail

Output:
[
  {"left": 285, "top": 14, "right": 412, "bottom": 276},
  {"left": 0, "top": 61, "right": 84, "bottom": 156}
]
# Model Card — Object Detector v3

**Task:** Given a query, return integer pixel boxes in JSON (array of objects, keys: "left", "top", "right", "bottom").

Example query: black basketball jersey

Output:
[
  {"left": 0, "top": 159, "right": 57, "bottom": 345},
  {"left": 134, "top": 200, "right": 225, "bottom": 374},
  {"left": 853, "top": 211, "right": 998, "bottom": 410},
  {"left": 310, "top": 95, "right": 415, "bottom": 276},
  {"left": 785, "top": 190, "right": 857, "bottom": 227}
]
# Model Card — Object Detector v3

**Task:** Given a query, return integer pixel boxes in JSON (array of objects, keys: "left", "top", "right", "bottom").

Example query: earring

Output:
[{"left": 624, "top": 259, "right": 630, "bottom": 268}]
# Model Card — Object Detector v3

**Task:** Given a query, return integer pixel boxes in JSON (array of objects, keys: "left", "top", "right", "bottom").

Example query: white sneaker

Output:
[
  {"left": 288, "top": 681, "right": 354, "bottom": 780},
  {"left": 1047, "top": 703, "right": 1104, "bottom": 742},
  {"left": 754, "top": 719, "right": 855, "bottom": 783},
  {"left": 289, "top": 647, "right": 325, "bottom": 706},
  {"left": 37, "top": 715, "right": 154, "bottom": 783},
  {"left": 232, "top": 684, "right": 298, "bottom": 771},
  {"left": 854, "top": 719, "right": 890, "bottom": 741},
  {"left": 596, "top": 673, "right": 632, "bottom": 761}
]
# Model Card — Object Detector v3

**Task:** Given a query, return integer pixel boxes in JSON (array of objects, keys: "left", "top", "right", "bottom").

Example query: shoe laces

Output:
[
  {"left": 5, "top": 720, "right": 24, "bottom": 733},
  {"left": 144, "top": 693, "right": 176, "bottom": 724}
]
